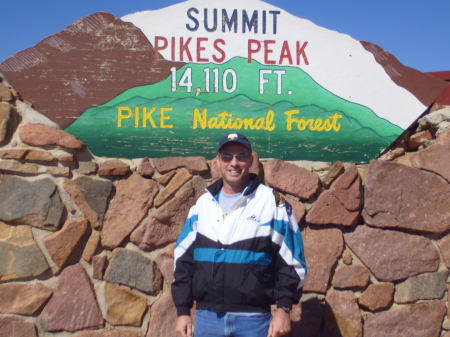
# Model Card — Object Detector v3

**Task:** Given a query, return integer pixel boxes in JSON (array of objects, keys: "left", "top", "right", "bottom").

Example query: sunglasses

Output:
[{"left": 218, "top": 154, "right": 249, "bottom": 163}]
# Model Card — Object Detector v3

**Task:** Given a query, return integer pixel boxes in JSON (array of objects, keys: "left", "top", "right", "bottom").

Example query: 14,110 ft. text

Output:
[{"left": 171, "top": 67, "right": 287, "bottom": 94}]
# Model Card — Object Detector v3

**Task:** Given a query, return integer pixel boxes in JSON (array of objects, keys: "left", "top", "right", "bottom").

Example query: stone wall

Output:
[{"left": 1, "top": 73, "right": 450, "bottom": 337}]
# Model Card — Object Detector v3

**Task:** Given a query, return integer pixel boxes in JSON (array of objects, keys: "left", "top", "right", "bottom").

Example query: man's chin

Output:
[{"left": 225, "top": 173, "right": 243, "bottom": 181}]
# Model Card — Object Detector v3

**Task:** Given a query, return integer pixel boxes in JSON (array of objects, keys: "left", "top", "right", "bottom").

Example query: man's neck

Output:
[{"left": 221, "top": 177, "right": 250, "bottom": 195}]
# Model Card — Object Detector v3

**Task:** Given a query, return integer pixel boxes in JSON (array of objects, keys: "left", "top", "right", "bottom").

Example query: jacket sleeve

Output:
[
  {"left": 271, "top": 198, "right": 307, "bottom": 309},
  {"left": 171, "top": 205, "right": 198, "bottom": 316}
]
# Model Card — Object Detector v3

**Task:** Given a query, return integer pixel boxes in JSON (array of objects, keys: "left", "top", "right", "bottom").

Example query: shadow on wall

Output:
[{"left": 288, "top": 296, "right": 346, "bottom": 337}]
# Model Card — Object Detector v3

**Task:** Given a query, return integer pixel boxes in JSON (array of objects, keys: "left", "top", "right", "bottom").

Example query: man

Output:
[{"left": 172, "top": 133, "right": 307, "bottom": 337}]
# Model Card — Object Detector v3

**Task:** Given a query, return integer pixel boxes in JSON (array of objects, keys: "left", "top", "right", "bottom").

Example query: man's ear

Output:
[{"left": 249, "top": 152, "right": 254, "bottom": 167}]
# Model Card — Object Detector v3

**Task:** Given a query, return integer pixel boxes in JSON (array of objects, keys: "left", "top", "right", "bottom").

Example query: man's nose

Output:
[{"left": 229, "top": 156, "right": 240, "bottom": 165}]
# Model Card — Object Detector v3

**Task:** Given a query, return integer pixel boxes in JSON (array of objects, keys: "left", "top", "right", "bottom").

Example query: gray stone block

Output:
[
  {"left": 105, "top": 248, "right": 157, "bottom": 294},
  {"left": 0, "top": 175, "right": 64, "bottom": 230}
]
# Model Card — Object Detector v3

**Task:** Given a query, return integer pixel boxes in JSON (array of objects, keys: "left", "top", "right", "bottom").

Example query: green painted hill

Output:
[
  {"left": 66, "top": 94, "right": 398, "bottom": 162},
  {"left": 66, "top": 57, "right": 403, "bottom": 161}
]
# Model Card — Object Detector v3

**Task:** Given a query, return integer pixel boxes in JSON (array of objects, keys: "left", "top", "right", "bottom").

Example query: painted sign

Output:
[{"left": 1, "top": 0, "right": 447, "bottom": 161}]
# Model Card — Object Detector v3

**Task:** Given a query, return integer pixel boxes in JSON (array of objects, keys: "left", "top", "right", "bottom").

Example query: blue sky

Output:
[{"left": 1, "top": 0, "right": 448, "bottom": 73}]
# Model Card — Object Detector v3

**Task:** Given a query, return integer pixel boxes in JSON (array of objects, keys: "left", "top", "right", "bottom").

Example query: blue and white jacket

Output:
[{"left": 172, "top": 174, "right": 307, "bottom": 316}]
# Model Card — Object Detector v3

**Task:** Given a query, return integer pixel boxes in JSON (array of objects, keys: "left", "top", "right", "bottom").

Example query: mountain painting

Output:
[
  {"left": 1, "top": 0, "right": 447, "bottom": 161},
  {"left": 66, "top": 58, "right": 402, "bottom": 161}
]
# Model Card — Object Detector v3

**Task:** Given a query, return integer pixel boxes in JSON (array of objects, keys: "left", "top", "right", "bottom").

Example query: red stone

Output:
[
  {"left": 153, "top": 156, "right": 208, "bottom": 175},
  {"left": 394, "top": 271, "right": 448, "bottom": 304},
  {"left": 249, "top": 151, "right": 262, "bottom": 178},
  {"left": 364, "top": 302, "right": 446, "bottom": 337},
  {"left": 9, "top": 88, "right": 19, "bottom": 99},
  {"left": 437, "top": 233, "right": 450, "bottom": 269},
  {"left": 363, "top": 160, "right": 450, "bottom": 233},
  {"left": 63, "top": 176, "right": 112, "bottom": 229},
  {"left": 43, "top": 218, "right": 89, "bottom": 268},
  {"left": 284, "top": 195, "right": 306, "bottom": 223},
  {"left": 19, "top": 123, "right": 86, "bottom": 151},
  {"left": 358, "top": 283, "right": 394, "bottom": 312},
  {"left": 93, "top": 255, "right": 108, "bottom": 280},
  {"left": 0, "top": 149, "right": 27, "bottom": 159},
  {"left": 154, "top": 169, "right": 192, "bottom": 207},
  {"left": 155, "top": 243, "right": 175, "bottom": 286},
  {"left": 23, "top": 150, "right": 54, "bottom": 161},
  {"left": 0, "top": 282, "right": 52, "bottom": 315},
  {"left": 306, "top": 163, "right": 361, "bottom": 227},
  {"left": 97, "top": 160, "right": 130, "bottom": 176},
  {"left": 342, "top": 250, "right": 353, "bottom": 265},
  {"left": 146, "top": 291, "right": 179, "bottom": 337},
  {"left": 82, "top": 230, "right": 100, "bottom": 262},
  {"left": 74, "top": 330, "right": 138, "bottom": 337},
  {"left": 411, "top": 143, "right": 450, "bottom": 182},
  {"left": 306, "top": 193, "right": 360, "bottom": 227},
  {"left": 46, "top": 166, "right": 70, "bottom": 177},
  {"left": 0, "top": 316, "right": 37, "bottom": 337},
  {"left": 138, "top": 157, "right": 154, "bottom": 177},
  {"left": 208, "top": 158, "right": 221, "bottom": 182},
  {"left": 323, "top": 289, "right": 362, "bottom": 337},
  {"left": 331, "top": 265, "right": 370, "bottom": 289},
  {"left": 0, "top": 103, "right": 11, "bottom": 144},
  {"left": 157, "top": 170, "right": 177, "bottom": 186},
  {"left": 264, "top": 159, "right": 320, "bottom": 200},
  {"left": 40, "top": 263, "right": 104, "bottom": 332},
  {"left": 0, "top": 83, "right": 12, "bottom": 101},
  {"left": 131, "top": 177, "right": 206, "bottom": 251},
  {"left": 322, "top": 161, "right": 345, "bottom": 189},
  {"left": 437, "top": 129, "right": 450, "bottom": 146},
  {"left": 104, "top": 282, "right": 147, "bottom": 326},
  {"left": 0, "top": 149, "right": 54, "bottom": 161},
  {"left": 406, "top": 129, "right": 434, "bottom": 149},
  {"left": 288, "top": 296, "right": 324, "bottom": 337},
  {"left": 344, "top": 225, "right": 439, "bottom": 282},
  {"left": 303, "top": 227, "right": 343, "bottom": 293},
  {"left": 101, "top": 172, "right": 158, "bottom": 249},
  {"left": 57, "top": 154, "right": 76, "bottom": 162},
  {"left": 77, "top": 161, "right": 98, "bottom": 174}
]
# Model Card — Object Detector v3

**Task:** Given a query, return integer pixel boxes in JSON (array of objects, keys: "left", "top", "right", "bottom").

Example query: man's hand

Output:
[
  {"left": 175, "top": 315, "right": 193, "bottom": 337},
  {"left": 267, "top": 308, "right": 291, "bottom": 337}
]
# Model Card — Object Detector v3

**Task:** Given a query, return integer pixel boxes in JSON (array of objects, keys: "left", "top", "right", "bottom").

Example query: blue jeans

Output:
[{"left": 194, "top": 310, "right": 272, "bottom": 337}]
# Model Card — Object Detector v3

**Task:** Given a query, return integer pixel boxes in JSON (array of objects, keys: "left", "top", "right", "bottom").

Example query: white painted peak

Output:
[{"left": 121, "top": 0, "right": 426, "bottom": 130}]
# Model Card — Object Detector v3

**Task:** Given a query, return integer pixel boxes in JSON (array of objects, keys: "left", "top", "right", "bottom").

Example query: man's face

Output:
[{"left": 216, "top": 143, "right": 253, "bottom": 192}]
